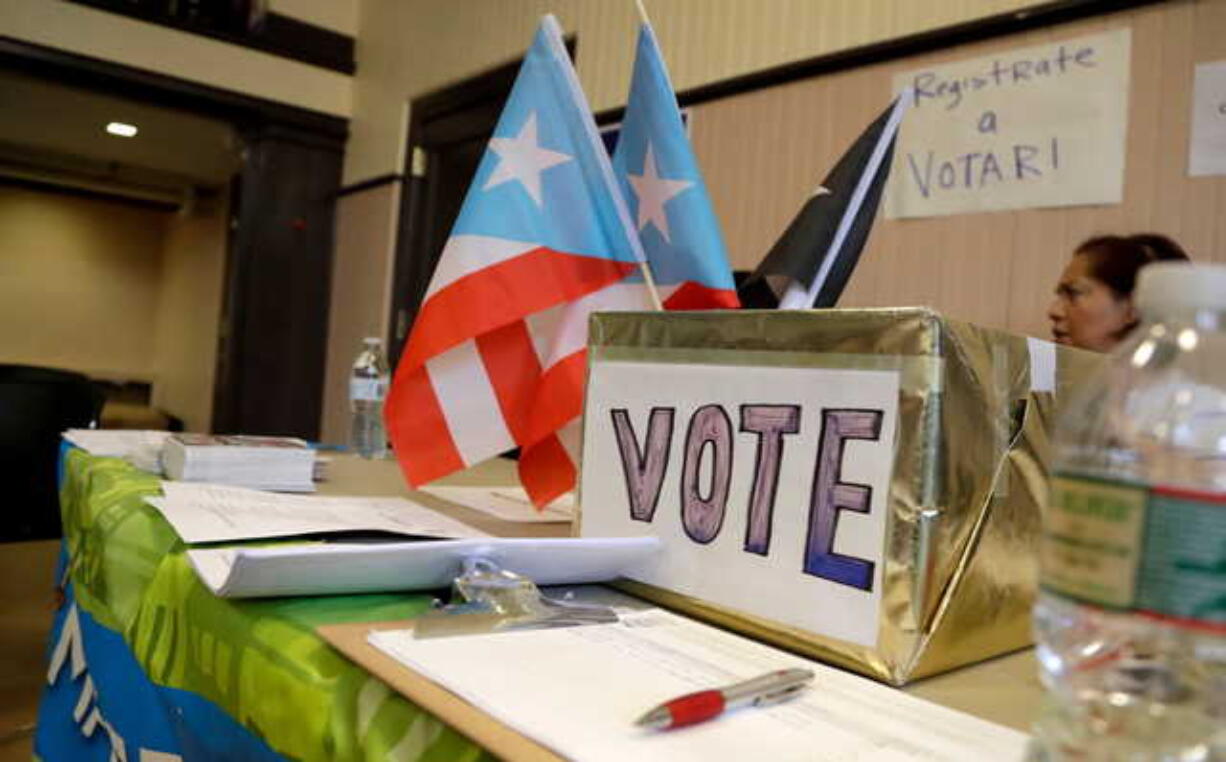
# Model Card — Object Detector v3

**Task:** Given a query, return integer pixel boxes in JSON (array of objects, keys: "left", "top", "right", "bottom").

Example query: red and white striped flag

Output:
[{"left": 384, "top": 17, "right": 657, "bottom": 507}]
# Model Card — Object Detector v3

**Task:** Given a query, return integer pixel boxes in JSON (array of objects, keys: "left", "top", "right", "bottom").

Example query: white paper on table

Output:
[
  {"left": 150, "top": 481, "right": 489, "bottom": 543},
  {"left": 1027, "top": 337, "right": 1057, "bottom": 393},
  {"left": 63, "top": 429, "right": 170, "bottom": 473},
  {"left": 369, "top": 608, "right": 1028, "bottom": 762},
  {"left": 1190, "top": 60, "right": 1226, "bottom": 176},
  {"left": 419, "top": 485, "right": 575, "bottom": 523},
  {"left": 187, "top": 536, "right": 660, "bottom": 598}
]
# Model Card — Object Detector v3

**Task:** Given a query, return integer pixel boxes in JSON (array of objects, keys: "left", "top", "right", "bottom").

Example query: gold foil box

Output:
[{"left": 577, "top": 308, "right": 1100, "bottom": 685}]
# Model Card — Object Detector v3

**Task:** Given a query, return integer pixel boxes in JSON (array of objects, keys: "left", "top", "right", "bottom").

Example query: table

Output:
[{"left": 37, "top": 450, "right": 1041, "bottom": 762}]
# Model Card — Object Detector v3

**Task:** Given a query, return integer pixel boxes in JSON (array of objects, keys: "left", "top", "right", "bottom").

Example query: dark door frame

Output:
[{"left": 0, "top": 36, "right": 348, "bottom": 439}]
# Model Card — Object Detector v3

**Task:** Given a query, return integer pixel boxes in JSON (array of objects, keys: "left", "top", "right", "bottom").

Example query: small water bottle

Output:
[
  {"left": 1032, "top": 263, "right": 1226, "bottom": 761},
  {"left": 350, "top": 337, "right": 389, "bottom": 459}
]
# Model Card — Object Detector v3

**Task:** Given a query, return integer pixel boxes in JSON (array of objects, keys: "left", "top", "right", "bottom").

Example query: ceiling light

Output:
[{"left": 105, "top": 122, "right": 138, "bottom": 138}]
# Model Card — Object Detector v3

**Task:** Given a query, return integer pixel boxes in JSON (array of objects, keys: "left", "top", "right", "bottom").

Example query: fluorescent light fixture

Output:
[{"left": 105, "top": 122, "right": 138, "bottom": 138}]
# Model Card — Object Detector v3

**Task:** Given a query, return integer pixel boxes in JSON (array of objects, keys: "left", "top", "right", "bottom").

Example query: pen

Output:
[{"left": 634, "top": 667, "right": 815, "bottom": 730}]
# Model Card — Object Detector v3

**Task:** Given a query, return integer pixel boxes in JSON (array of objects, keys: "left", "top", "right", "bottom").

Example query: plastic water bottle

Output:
[
  {"left": 1031, "top": 263, "right": 1226, "bottom": 761},
  {"left": 350, "top": 337, "right": 389, "bottom": 459}
]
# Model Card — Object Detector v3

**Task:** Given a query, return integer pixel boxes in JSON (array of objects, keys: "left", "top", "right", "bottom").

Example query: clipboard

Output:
[
  {"left": 316, "top": 565, "right": 624, "bottom": 761},
  {"left": 317, "top": 619, "right": 566, "bottom": 762},
  {"left": 313, "top": 565, "right": 1038, "bottom": 762},
  {"left": 318, "top": 608, "right": 1037, "bottom": 762}
]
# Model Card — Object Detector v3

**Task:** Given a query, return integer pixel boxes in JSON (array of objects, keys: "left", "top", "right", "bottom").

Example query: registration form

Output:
[{"left": 151, "top": 481, "right": 487, "bottom": 543}]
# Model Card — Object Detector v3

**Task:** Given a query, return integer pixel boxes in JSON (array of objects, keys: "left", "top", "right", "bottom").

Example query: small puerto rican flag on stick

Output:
[
  {"left": 610, "top": 4, "right": 740, "bottom": 310},
  {"left": 384, "top": 15, "right": 660, "bottom": 507}
]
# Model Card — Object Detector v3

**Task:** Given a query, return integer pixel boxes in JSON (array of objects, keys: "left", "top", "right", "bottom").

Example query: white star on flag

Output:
[
  {"left": 483, "top": 112, "right": 572, "bottom": 206},
  {"left": 627, "top": 143, "right": 692, "bottom": 243}
]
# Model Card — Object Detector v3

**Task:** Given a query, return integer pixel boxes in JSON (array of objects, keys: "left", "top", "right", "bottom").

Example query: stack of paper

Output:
[
  {"left": 162, "top": 434, "right": 316, "bottom": 491},
  {"left": 187, "top": 537, "right": 660, "bottom": 598},
  {"left": 370, "top": 608, "right": 1029, "bottom": 762},
  {"left": 63, "top": 429, "right": 170, "bottom": 473},
  {"left": 145, "top": 482, "right": 660, "bottom": 598}
]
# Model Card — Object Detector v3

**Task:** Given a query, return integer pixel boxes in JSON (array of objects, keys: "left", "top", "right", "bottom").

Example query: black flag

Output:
[{"left": 751, "top": 94, "right": 910, "bottom": 309}]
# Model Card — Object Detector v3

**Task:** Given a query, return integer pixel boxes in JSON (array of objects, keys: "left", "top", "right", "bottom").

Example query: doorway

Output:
[{"left": 0, "top": 38, "right": 346, "bottom": 439}]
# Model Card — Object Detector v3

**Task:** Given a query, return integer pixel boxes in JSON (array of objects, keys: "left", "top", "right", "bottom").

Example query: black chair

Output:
[{"left": 0, "top": 365, "right": 104, "bottom": 542}]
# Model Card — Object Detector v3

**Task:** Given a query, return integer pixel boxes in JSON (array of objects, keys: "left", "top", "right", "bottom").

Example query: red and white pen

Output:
[{"left": 634, "top": 668, "right": 815, "bottom": 730}]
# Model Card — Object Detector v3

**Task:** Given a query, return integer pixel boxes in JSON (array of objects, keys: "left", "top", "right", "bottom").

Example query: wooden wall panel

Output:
[
  {"left": 690, "top": 0, "right": 1226, "bottom": 341},
  {"left": 347, "top": 0, "right": 1044, "bottom": 182}
]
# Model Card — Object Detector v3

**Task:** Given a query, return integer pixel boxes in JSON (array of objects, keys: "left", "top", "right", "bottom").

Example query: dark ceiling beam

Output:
[{"left": 0, "top": 36, "right": 348, "bottom": 139}]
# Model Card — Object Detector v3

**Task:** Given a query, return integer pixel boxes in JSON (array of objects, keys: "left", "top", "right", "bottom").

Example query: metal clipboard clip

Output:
[{"left": 412, "top": 557, "right": 619, "bottom": 639}]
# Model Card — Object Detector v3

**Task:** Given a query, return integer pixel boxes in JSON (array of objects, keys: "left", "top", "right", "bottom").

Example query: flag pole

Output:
[
  {"left": 634, "top": 0, "right": 650, "bottom": 25},
  {"left": 779, "top": 87, "right": 914, "bottom": 310},
  {"left": 622, "top": 0, "right": 667, "bottom": 311},
  {"left": 626, "top": 7, "right": 665, "bottom": 311}
]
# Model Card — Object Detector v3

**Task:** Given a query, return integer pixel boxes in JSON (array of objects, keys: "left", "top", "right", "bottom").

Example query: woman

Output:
[{"left": 1048, "top": 234, "right": 1190, "bottom": 352}]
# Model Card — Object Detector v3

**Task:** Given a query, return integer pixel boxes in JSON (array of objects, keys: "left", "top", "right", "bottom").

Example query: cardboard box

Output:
[{"left": 578, "top": 308, "right": 1099, "bottom": 684}]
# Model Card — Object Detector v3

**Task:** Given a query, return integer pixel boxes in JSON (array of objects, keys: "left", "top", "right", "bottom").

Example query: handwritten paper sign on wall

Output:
[
  {"left": 1190, "top": 61, "right": 1226, "bottom": 177},
  {"left": 885, "top": 28, "right": 1131, "bottom": 219},
  {"left": 580, "top": 360, "right": 899, "bottom": 647}
]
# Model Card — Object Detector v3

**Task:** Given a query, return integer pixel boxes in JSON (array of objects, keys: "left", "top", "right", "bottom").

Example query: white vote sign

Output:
[
  {"left": 1190, "top": 60, "right": 1226, "bottom": 177},
  {"left": 580, "top": 360, "right": 899, "bottom": 648},
  {"left": 886, "top": 28, "right": 1130, "bottom": 218}
]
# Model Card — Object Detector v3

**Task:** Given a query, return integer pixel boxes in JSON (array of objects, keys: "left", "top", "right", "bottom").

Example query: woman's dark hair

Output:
[{"left": 1074, "top": 233, "right": 1191, "bottom": 298}]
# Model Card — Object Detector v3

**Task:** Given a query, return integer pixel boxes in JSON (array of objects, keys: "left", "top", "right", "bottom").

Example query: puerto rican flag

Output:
[
  {"left": 611, "top": 22, "right": 739, "bottom": 310},
  {"left": 385, "top": 16, "right": 654, "bottom": 507}
]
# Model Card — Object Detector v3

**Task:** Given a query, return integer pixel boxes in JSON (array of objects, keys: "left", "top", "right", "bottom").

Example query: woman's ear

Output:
[
  {"left": 1123, "top": 297, "right": 1140, "bottom": 326},
  {"left": 1113, "top": 296, "right": 1142, "bottom": 342}
]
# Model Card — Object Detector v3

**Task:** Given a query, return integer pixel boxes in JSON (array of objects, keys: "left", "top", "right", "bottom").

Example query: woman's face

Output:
[{"left": 1048, "top": 254, "right": 1137, "bottom": 352}]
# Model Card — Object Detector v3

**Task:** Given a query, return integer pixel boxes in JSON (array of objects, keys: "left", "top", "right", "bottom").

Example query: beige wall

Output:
[
  {"left": 2, "top": 0, "right": 351, "bottom": 118},
  {"left": 346, "top": 0, "right": 1046, "bottom": 184},
  {"left": 0, "top": 185, "right": 167, "bottom": 378},
  {"left": 152, "top": 196, "right": 228, "bottom": 432},
  {"left": 691, "top": 0, "right": 1226, "bottom": 340},
  {"left": 0, "top": 184, "right": 227, "bottom": 431},
  {"left": 320, "top": 181, "right": 402, "bottom": 446}
]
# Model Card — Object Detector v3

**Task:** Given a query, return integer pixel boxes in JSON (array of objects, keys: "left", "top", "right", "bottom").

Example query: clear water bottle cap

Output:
[{"left": 1135, "top": 262, "right": 1226, "bottom": 312}]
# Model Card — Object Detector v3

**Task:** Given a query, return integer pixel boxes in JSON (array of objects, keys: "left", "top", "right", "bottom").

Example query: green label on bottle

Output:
[{"left": 1043, "top": 475, "right": 1226, "bottom": 627}]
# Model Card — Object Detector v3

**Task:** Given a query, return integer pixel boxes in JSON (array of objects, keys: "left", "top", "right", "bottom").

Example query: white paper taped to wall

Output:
[
  {"left": 886, "top": 28, "right": 1131, "bottom": 218},
  {"left": 1189, "top": 60, "right": 1226, "bottom": 177}
]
